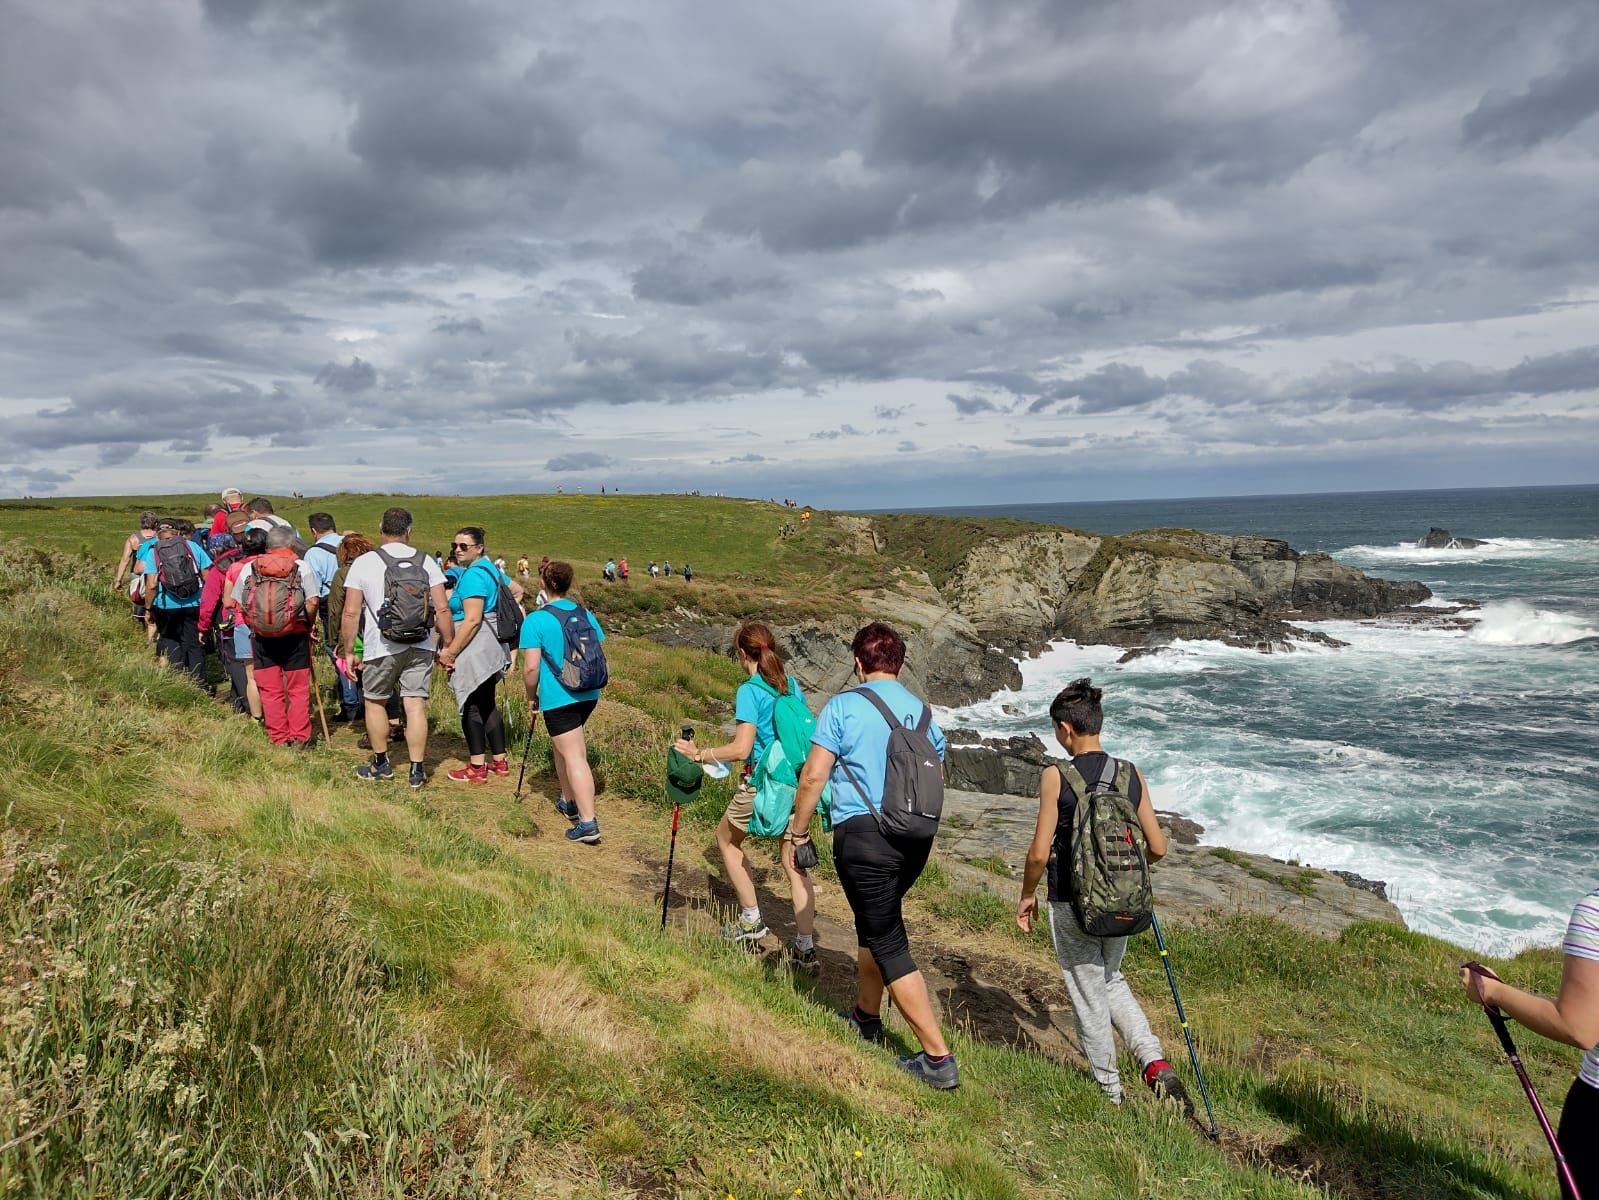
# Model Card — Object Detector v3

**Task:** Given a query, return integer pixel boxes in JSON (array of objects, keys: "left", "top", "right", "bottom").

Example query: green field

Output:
[{"left": 0, "top": 505, "right": 1582, "bottom": 1199}]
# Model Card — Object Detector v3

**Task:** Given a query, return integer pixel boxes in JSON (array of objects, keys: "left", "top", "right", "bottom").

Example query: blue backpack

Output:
[{"left": 544, "top": 602, "right": 608, "bottom": 691}]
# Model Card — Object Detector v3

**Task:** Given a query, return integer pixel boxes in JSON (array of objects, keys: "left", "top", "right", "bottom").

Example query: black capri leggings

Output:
[
  {"left": 461, "top": 674, "right": 506, "bottom": 759},
  {"left": 1560, "top": 1078, "right": 1598, "bottom": 1200},
  {"left": 833, "top": 815, "right": 933, "bottom": 986}
]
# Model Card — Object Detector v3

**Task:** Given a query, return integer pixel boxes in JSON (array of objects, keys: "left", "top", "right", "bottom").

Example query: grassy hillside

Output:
[{"left": 0, "top": 536, "right": 1580, "bottom": 1198}]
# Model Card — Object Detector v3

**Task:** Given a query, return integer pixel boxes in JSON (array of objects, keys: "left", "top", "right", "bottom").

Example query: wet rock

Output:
[
  {"left": 1417, "top": 527, "right": 1487, "bottom": 549},
  {"left": 944, "top": 735, "right": 1050, "bottom": 796}
]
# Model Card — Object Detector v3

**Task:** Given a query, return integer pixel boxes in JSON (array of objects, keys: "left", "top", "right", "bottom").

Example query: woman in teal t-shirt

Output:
[
  {"left": 671, "top": 621, "right": 818, "bottom": 970},
  {"left": 519, "top": 561, "right": 605, "bottom": 845},
  {"left": 437, "top": 527, "right": 522, "bottom": 785}
]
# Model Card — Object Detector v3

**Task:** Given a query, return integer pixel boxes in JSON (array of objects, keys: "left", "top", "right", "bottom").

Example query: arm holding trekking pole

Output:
[
  {"left": 672, "top": 723, "right": 754, "bottom": 767},
  {"left": 1461, "top": 957, "right": 1599, "bottom": 1052}
]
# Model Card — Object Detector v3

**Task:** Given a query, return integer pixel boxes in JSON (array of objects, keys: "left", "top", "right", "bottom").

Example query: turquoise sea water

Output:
[{"left": 929, "top": 485, "right": 1599, "bottom": 953}]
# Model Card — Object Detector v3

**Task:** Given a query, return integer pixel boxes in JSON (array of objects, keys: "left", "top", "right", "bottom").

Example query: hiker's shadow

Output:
[
  {"left": 926, "top": 951, "right": 1077, "bottom": 1059},
  {"left": 1257, "top": 1077, "right": 1547, "bottom": 1200},
  {"left": 700, "top": 852, "right": 859, "bottom": 993}
]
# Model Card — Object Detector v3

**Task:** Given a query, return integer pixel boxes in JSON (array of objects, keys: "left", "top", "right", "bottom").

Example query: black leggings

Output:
[
  {"left": 833, "top": 815, "right": 933, "bottom": 987},
  {"left": 461, "top": 674, "right": 506, "bottom": 759},
  {"left": 1560, "top": 1078, "right": 1598, "bottom": 1200}
]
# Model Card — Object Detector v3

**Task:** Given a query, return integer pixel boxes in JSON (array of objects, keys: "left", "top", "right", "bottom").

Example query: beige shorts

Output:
[
  {"left": 723, "top": 787, "right": 755, "bottom": 835},
  {"left": 362, "top": 646, "right": 435, "bottom": 701}
]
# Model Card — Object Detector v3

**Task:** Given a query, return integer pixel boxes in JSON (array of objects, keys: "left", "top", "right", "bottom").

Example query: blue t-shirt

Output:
[
  {"left": 734, "top": 675, "right": 806, "bottom": 767},
  {"left": 450, "top": 559, "right": 511, "bottom": 622},
  {"left": 811, "top": 680, "right": 946, "bottom": 827},
  {"left": 519, "top": 599, "right": 605, "bottom": 711},
  {"left": 135, "top": 538, "right": 214, "bottom": 610},
  {"left": 307, "top": 534, "right": 342, "bottom": 598}
]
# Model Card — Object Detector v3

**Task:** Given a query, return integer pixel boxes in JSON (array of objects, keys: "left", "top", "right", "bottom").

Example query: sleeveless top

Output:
[{"left": 1046, "top": 751, "right": 1143, "bottom": 903}]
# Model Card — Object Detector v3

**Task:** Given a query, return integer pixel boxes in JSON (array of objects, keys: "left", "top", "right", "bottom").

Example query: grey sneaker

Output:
[
  {"left": 785, "top": 938, "right": 820, "bottom": 974},
  {"left": 721, "top": 915, "right": 769, "bottom": 943},
  {"left": 896, "top": 1052, "right": 960, "bottom": 1090},
  {"left": 565, "top": 819, "right": 601, "bottom": 845},
  {"left": 408, "top": 762, "right": 426, "bottom": 790},
  {"left": 836, "top": 1007, "right": 884, "bottom": 1044}
]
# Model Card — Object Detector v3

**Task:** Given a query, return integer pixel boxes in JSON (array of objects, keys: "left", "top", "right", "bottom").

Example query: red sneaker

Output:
[
  {"left": 487, "top": 757, "right": 510, "bottom": 777},
  {"left": 446, "top": 764, "right": 489, "bottom": 785}
]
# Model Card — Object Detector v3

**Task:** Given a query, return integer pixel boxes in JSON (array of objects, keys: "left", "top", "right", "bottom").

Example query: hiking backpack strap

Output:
[{"left": 852, "top": 684, "right": 919, "bottom": 733}]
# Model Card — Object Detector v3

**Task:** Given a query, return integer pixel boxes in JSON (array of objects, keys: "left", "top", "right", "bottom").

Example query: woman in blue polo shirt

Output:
[
  {"left": 790, "top": 621, "right": 957, "bottom": 1091},
  {"left": 519, "top": 561, "right": 605, "bottom": 845},
  {"left": 437, "top": 527, "right": 521, "bottom": 785}
]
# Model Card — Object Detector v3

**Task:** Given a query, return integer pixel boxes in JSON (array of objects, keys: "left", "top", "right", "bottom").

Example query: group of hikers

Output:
[{"left": 108, "top": 492, "right": 1597, "bottom": 1189}]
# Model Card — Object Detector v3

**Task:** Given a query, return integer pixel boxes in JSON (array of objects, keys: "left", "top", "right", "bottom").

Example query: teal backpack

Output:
[{"left": 747, "top": 676, "right": 831, "bottom": 837}]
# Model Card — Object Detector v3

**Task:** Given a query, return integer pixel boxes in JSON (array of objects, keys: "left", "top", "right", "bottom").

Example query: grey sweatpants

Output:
[{"left": 1047, "top": 901, "right": 1165, "bottom": 1102}]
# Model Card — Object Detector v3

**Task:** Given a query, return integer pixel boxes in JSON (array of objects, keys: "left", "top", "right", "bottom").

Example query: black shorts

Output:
[
  {"left": 253, "top": 632, "right": 312, "bottom": 672},
  {"left": 542, "top": 698, "right": 597, "bottom": 737},
  {"left": 833, "top": 815, "right": 933, "bottom": 986},
  {"left": 1560, "top": 1078, "right": 1598, "bottom": 1200}
]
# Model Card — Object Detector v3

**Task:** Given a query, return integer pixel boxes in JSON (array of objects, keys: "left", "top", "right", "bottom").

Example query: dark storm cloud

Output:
[{"left": 4, "top": 0, "right": 1599, "bottom": 499}]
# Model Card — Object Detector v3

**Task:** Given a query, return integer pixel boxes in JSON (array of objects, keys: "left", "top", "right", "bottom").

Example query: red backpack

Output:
[{"left": 241, "top": 554, "right": 309, "bottom": 637}]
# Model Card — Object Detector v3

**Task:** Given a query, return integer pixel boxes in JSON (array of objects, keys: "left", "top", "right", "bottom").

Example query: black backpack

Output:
[
  {"left": 471, "top": 560, "right": 523, "bottom": 647},
  {"left": 374, "top": 549, "right": 434, "bottom": 644},
  {"left": 153, "top": 539, "right": 201, "bottom": 600},
  {"left": 840, "top": 688, "right": 945, "bottom": 840}
]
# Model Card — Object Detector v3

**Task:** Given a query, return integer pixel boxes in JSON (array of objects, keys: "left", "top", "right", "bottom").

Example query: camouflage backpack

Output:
[{"left": 1059, "top": 757, "right": 1154, "bottom": 937}]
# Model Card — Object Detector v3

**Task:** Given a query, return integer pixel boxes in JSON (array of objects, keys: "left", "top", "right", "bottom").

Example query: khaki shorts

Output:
[
  {"left": 362, "top": 646, "right": 435, "bottom": 701},
  {"left": 723, "top": 786, "right": 755, "bottom": 835}
]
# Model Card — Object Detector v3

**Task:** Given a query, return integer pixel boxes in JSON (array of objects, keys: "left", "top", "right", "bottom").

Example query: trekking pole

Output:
[
  {"left": 1463, "top": 962, "right": 1583, "bottom": 1199},
  {"left": 660, "top": 799, "right": 682, "bottom": 930},
  {"left": 1150, "top": 913, "right": 1220, "bottom": 1137},
  {"left": 308, "top": 647, "right": 333, "bottom": 745},
  {"left": 513, "top": 723, "right": 535, "bottom": 801}
]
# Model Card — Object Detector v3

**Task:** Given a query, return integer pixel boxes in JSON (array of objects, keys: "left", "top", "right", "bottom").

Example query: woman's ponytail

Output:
[{"left": 735, "top": 621, "right": 787, "bottom": 692}]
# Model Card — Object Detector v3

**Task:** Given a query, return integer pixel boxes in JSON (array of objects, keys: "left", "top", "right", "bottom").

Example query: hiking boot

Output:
[
  {"left": 408, "top": 763, "right": 427, "bottom": 790},
  {"left": 1145, "top": 1061, "right": 1190, "bottom": 1107},
  {"left": 565, "top": 819, "right": 601, "bottom": 845},
  {"left": 487, "top": 757, "right": 510, "bottom": 777},
  {"left": 446, "top": 763, "right": 489, "bottom": 785},
  {"left": 356, "top": 756, "right": 394, "bottom": 782},
  {"left": 896, "top": 1052, "right": 960, "bottom": 1091},
  {"left": 784, "top": 938, "right": 820, "bottom": 974},
  {"left": 553, "top": 796, "right": 578, "bottom": 822},
  {"left": 836, "top": 1007, "right": 884, "bottom": 1045},
  {"left": 721, "top": 915, "right": 769, "bottom": 943}
]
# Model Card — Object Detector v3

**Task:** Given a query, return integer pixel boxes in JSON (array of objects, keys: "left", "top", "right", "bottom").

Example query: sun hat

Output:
[{"left": 666, "top": 747, "right": 705, "bottom": 805}]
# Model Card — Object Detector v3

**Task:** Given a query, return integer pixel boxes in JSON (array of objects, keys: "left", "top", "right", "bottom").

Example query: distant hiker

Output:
[
  {"left": 209, "top": 488, "right": 245, "bottom": 536},
  {"left": 437, "top": 527, "right": 523, "bottom": 784},
  {"left": 674, "top": 622, "right": 820, "bottom": 967},
  {"left": 340, "top": 507, "right": 454, "bottom": 789},
  {"left": 306, "top": 512, "right": 359, "bottom": 722},
  {"left": 662, "top": 559, "right": 672, "bottom": 577},
  {"left": 521, "top": 560, "right": 606, "bottom": 844},
  {"left": 139, "top": 517, "right": 213, "bottom": 683},
  {"left": 618, "top": 556, "right": 629, "bottom": 582},
  {"left": 791, "top": 622, "right": 959, "bottom": 1090},
  {"left": 648, "top": 560, "right": 659, "bottom": 578},
  {"left": 115, "top": 509, "right": 160, "bottom": 633},
  {"left": 516, "top": 554, "right": 530, "bottom": 577},
  {"left": 1462, "top": 890, "right": 1599, "bottom": 1199},
  {"left": 1015, "top": 678, "right": 1186, "bottom": 1108},
  {"left": 682, "top": 562, "right": 694, "bottom": 583},
  {"left": 603, "top": 558, "right": 617, "bottom": 583},
  {"left": 231, "top": 525, "right": 318, "bottom": 747}
]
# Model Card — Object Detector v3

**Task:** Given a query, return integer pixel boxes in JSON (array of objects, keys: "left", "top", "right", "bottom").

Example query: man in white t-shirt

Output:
[{"left": 339, "top": 506, "right": 453, "bottom": 789}]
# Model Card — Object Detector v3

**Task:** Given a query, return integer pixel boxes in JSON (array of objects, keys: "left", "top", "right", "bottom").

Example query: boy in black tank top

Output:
[{"left": 1016, "top": 678, "right": 1188, "bottom": 1107}]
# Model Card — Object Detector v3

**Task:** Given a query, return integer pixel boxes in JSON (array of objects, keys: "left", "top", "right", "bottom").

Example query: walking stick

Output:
[
  {"left": 1151, "top": 913, "right": 1220, "bottom": 1137},
  {"left": 1463, "top": 962, "right": 1583, "bottom": 1199},
  {"left": 308, "top": 645, "right": 333, "bottom": 745},
  {"left": 660, "top": 799, "right": 682, "bottom": 930},
  {"left": 514, "top": 722, "right": 535, "bottom": 800}
]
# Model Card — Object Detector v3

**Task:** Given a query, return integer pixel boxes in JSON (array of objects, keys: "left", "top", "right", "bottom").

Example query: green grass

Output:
[
  {"left": 1208, "top": 848, "right": 1323, "bottom": 897},
  {"left": 868, "top": 512, "right": 1065, "bottom": 589},
  {"left": 0, "top": 538, "right": 1583, "bottom": 1199}
]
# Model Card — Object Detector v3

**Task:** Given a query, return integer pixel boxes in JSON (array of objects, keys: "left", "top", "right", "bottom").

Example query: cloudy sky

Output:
[{"left": 4, "top": 0, "right": 1599, "bottom": 508}]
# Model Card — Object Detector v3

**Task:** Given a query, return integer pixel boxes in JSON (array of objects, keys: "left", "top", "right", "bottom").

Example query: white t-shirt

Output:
[
  {"left": 229, "top": 553, "right": 319, "bottom": 611},
  {"left": 342, "top": 544, "right": 447, "bottom": 659},
  {"left": 1563, "top": 888, "right": 1599, "bottom": 1089}
]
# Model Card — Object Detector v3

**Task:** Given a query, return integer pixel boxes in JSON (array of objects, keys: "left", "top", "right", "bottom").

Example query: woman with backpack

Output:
[
  {"left": 671, "top": 622, "right": 819, "bottom": 969},
  {"left": 218, "top": 527, "right": 267, "bottom": 721},
  {"left": 1014, "top": 678, "right": 1186, "bottom": 1107},
  {"left": 437, "top": 527, "right": 523, "bottom": 785},
  {"left": 519, "top": 561, "right": 606, "bottom": 845},
  {"left": 789, "top": 622, "right": 959, "bottom": 1090}
]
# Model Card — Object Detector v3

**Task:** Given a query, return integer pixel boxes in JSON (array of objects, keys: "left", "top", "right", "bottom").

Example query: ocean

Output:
[{"left": 928, "top": 485, "right": 1599, "bottom": 954}]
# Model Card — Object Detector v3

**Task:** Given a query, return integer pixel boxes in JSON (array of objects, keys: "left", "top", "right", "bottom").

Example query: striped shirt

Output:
[{"left": 1564, "top": 888, "right": 1599, "bottom": 1088}]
